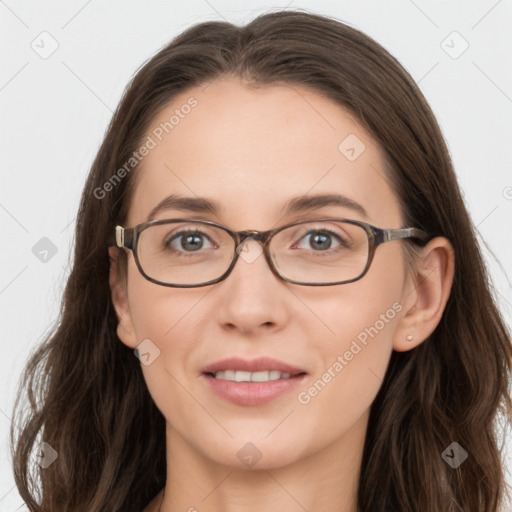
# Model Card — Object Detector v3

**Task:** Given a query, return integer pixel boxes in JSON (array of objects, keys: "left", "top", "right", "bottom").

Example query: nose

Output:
[{"left": 214, "top": 237, "right": 287, "bottom": 328}]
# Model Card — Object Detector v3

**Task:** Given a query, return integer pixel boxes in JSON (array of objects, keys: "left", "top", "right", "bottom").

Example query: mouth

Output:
[
  {"left": 204, "top": 369, "right": 307, "bottom": 382},
  {"left": 201, "top": 357, "right": 308, "bottom": 406}
]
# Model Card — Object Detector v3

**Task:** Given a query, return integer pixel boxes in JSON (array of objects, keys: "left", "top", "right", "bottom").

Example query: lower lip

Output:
[{"left": 201, "top": 373, "right": 307, "bottom": 406}]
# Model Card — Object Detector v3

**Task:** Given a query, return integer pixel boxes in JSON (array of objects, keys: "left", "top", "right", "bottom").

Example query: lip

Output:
[
  {"left": 201, "top": 357, "right": 308, "bottom": 406},
  {"left": 202, "top": 357, "right": 307, "bottom": 375},
  {"left": 201, "top": 373, "right": 307, "bottom": 406}
]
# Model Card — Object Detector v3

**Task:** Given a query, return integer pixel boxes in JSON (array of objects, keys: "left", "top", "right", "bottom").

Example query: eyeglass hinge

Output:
[{"left": 115, "top": 226, "right": 124, "bottom": 248}]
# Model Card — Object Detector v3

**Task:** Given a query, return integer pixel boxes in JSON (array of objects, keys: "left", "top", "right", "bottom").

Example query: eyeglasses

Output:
[{"left": 114, "top": 218, "right": 430, "bottom": 288}]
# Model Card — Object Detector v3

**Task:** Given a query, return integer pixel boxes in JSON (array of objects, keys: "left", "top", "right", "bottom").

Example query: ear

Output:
[
  {"left": 393, "top": 237, "right": 455, "bottom": 352},
  {"left": 109, "top": 246, "right": 138, "bottom": 349}
]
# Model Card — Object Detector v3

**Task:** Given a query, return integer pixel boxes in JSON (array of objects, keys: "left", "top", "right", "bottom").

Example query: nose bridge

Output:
[
  {"left": 237, "top": 229, "right": 270, "bottom": 244},
  {"left": 234, "top": 229, "right": 274, "bottom": 256},
  {"left": 231, "top": 229, "right": 278, "bottom": 280}
]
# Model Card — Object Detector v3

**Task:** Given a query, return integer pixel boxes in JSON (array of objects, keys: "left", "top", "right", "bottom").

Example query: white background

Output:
[{"left": 1, "top": 1, "right": 511, "bottom": 509}]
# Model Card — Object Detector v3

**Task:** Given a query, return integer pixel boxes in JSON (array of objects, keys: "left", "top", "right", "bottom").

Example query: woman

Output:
[{"left": 11, "top": 9, "right": 512, "bottom": 512}]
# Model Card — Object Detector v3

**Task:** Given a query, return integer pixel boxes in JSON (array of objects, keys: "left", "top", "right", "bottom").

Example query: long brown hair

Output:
[{"left": 11, "top": 9, "right": 512, "bottom": 511}]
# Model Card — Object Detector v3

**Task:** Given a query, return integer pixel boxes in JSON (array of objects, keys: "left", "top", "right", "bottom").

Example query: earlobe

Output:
[
  {"left": 108, "top": 246, "right": 138, "bottom": 349},
  {"left": 393, "top": 237, "right": 455, "bottom": 352}
]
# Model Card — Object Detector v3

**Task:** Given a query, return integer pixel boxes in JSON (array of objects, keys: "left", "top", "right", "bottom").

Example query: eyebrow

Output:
[{"left": 146, "top": 192, "right": 368, "bottom": 222}]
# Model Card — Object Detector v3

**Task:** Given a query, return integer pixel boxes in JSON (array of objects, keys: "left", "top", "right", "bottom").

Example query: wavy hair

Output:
[{"left": 11, "top": 9, "right": 512, "bottom": 511}]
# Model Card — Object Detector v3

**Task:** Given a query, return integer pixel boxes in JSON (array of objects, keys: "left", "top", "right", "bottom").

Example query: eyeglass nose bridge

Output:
[
  {"left": 232, "top": 228, "right": 276, "bottom": 252},
  {"left": 226, "top": 228, "right": 286, "bottom": 282},
  {"left": 235, "top": 229, "right": 273, "bottom": 243}
]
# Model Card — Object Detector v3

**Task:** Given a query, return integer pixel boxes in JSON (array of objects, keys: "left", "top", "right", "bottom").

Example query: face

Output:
[{"left": 112, "top": 76, "right": 415, "bottom": 470}]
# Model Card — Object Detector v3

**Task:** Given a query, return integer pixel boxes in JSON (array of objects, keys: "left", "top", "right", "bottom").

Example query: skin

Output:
[{"left": 109, "top": 76, "right": 455, "bottom": 512}]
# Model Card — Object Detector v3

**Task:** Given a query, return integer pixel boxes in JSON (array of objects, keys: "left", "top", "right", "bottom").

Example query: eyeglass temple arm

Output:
[{"left": 383, "top": 227, "right": 429, "bottom": 243}]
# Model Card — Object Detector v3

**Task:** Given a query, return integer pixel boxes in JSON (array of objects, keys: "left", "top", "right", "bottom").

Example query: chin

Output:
[{"left": 197, "top": 436, "right": 305, "bottom": 471}]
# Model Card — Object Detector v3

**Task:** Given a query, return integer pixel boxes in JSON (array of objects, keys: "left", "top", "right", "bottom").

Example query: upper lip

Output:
[{"left": 202, "top": 357, "right": 307, "bottom": 375}]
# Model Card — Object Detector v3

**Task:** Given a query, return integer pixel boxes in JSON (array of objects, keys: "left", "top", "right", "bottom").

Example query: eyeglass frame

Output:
[{"left": 113, "top": 217, "right": 430, "bottom": 288}]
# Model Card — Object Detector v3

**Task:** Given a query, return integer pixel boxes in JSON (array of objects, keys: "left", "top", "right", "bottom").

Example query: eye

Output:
[
  {"left": 164, "top": 229, "right": 216, "bottom": 253},
  {"left": 295, "top": 229, "right": 348, "bottom": 252}
]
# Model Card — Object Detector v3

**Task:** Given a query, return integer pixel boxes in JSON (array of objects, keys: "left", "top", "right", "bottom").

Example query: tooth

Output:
[
  {"left": 251, "top": 371, "right": 270, "bottom": 382},
  {"left": 212, "top": 370, "right": 295, "bottom": 381},
  {"left": 235, "top": 371, "right": 252, "bottom": 382}
]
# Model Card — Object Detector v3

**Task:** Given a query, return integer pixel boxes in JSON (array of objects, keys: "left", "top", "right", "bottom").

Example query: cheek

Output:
[
  {"left": 296, "top": 249, "right": 403, "bottom": 418},
  {"left": 125, "top": 254, "right": 202, "bottom": 342},
  {"left": 126, "top": 290, "right": 198, "bottom": 431},
  {"left": 291, "top": 299, "right": 400, "bottom": 456},
  {"left": 300, "top": 298, "right": 399, "bottom": 407},
  {"left": 127, "top": 282, "right": 203, "bottom": 365},
  {"left": 124, "top": 271, "right": 208, "bottom": 409}
]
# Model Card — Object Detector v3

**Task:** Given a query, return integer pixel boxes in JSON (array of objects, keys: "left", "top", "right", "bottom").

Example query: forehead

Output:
[{"left": 126, "top": 77, "right": 402, "bottom": 228}]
